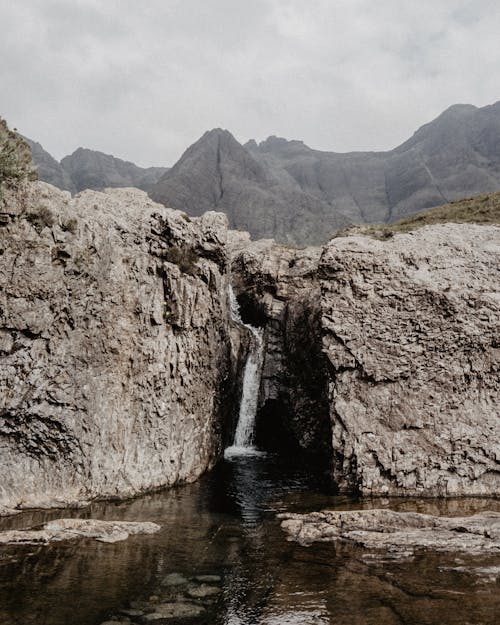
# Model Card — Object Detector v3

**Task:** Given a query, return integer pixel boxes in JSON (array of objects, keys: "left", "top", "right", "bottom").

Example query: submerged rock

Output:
[
  {"left": 0, "top": 518, "right": 160, "bottom": 544},
  {"left": 138, "top": 602, "right": 205, "bottom": 622},
  {"left": 280, "top": 509, "right": 500, "bottom": 554},
  {"left": 186, "top": 584, "right": 222, "bottom": 598}
]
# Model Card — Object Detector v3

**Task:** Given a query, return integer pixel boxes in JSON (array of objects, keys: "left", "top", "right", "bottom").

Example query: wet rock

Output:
[
  {"left": 0, "top": 518, "right": 161, "bottom": 545},
  {"left": 186, "top": 584, "right": 222, "bottom": 599},
  {"left": 139, "top": 602, "right": 205, "bottom": 622},
  {"left": 161, "top": 573, "right": 189, "bottom": 586},
  {"left": 119, "top": 608, "right": 146, "bottom": 617},
  {"left": 193, "top": 574, "right": 221, "bottom": 583},
  {"left": 280, "top": 509, "right": 500, "bottom": 554}
]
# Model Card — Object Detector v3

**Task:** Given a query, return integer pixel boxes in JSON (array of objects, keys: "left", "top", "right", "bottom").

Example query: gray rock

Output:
[
  {"left": 60, "top": 148, "right": 168, "bottom": 193},
  {"left": 139, "top": 603, "right": 205, "bottom": 622},
  {"left": 0, "top": 181, "right": 235, "bottom": 512},
  {"left": 24, "top": 137, "right": 76, "bottom": 193},
  {"left": 193, "top": 574, "right": 221, "bottom": 583},
  {"left": 0, "top": 518, "right": 160, "bottom": 545},
  {"left": 161, "top": 573, "right": 188, "bottom": 586},
  {"left": 280, "top": 509, "right": 500, "bottom": 554},
  {"left": 231, "top": 223, "right": 500, "bottom": 496},
  {"left": 320, "top": 224, "right": 500, "bottom": 496},
  {"left": 186, "top": 584, "right": 221, "bottom": 598}
]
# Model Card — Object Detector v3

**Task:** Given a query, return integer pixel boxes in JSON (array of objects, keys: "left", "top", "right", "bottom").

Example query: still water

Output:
[{"left": 0, "top": 453, "right": 498, "bottom": 625}]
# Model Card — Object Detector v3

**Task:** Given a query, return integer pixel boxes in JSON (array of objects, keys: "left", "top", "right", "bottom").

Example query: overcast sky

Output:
[{"left": 1, "top": 0, "right": 499, "bottom": 167}]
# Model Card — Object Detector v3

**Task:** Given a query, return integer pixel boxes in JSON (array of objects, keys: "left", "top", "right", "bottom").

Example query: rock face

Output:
[
  {"left": 232, "top": 223, "right": 500, "bottom": 496},
  {"left": 230, "top": 236, "right": 332, "bottom": 464},
  {"left": 0, "top": 181, "right": 235, "bottom": 513},
  {"left": 280, "top": 509, "right": 500, "bottom": 554},
  {"left": 24, "top": 138, "right": 76, "bottom": 193},
  {"left": 60, "top": 148, "right": 168, "bottom": 193},
  {"left": 321, "top": 225, "right": 500, "bottom": 496},
  {"left": 152, "top": 101, "right": 500, "bottom": 244}
]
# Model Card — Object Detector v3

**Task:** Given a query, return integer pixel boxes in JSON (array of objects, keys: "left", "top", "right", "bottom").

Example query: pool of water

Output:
[{"left": 0, "top": 453, "right": 498, "bottom": 625}]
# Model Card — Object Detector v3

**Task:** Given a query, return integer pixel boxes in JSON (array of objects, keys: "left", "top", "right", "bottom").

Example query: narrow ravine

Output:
[{"left": 225, "top": 286, "right": 265, "bottom": 457}]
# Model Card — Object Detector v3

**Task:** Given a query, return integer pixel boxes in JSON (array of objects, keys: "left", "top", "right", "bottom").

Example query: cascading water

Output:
[{"left": 225, "top": 286, "right": 265, "bottom": 457}]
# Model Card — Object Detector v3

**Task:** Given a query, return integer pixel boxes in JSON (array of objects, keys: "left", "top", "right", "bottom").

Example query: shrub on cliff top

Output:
[{"left": 0, "top": 117, "right": 37, "bottom": 198}]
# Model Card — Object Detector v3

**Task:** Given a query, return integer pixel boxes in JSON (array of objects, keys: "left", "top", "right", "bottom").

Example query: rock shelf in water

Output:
[
  {"left": 0, "top": 518, "right": 161, "bottom": 544},
  {"left": 280, "top": 509, "right": 500, "bottom": 554}
]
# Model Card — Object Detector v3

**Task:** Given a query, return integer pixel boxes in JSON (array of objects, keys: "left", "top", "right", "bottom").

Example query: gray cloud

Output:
[{"left": 1, "top": 0, "right": 499, "bottom": 166}]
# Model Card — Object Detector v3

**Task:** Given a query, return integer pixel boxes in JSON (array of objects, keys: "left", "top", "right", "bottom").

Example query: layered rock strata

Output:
[{"left": 0, "top": 182, "right": 234, "bottom": 514}]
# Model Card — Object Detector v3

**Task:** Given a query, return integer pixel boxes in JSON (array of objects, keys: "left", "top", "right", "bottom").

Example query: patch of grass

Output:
[
  {"left": 336, "top": 192, "right": 500, "bottom": 240},
  {"left": 164, "top": 245, "right": 198, "bottom": 275}
]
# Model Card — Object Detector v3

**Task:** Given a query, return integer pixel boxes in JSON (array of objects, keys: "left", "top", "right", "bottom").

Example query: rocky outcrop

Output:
[
  {"left": 60, "top": 148, "right": 168, "bottom": 193},
  {"left": 152, "top": 101, "right": 500, "bottom": 245},
  {"left": 321, "top": 225, "right": 499, "bottom": 496},
  {"left": 0, "top": 181, "right": 235, "bottom": 514},
  {"left": 280, "top": 509, "right": 500, "bottom": 554},
  {"left": 232, "top": 223, "right": 500, "bottom": 496}
]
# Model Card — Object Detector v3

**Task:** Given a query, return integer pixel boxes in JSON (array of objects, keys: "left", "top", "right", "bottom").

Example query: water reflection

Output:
[{"left": 0, "top": 454, "right": 499, "bottom": 625}]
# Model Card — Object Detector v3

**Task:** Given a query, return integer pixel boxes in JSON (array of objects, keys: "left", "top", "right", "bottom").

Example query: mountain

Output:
[
  {"left": 24, "top": 137, "right": 76, "bottom": 193},
  {"left": 151, "top": 129, "right": 350, "bottom": 242},
  {"left": 151, "top": 101, "right": 500, "bottom": 244},
  {"left": 60, "top": 148, "right": 168, "bottom": 193}
]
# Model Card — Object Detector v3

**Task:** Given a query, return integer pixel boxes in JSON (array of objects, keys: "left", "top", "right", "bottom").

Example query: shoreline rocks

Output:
[
  {"left": 280, "top": 509, "right": 500, "bottom": 554},
  {"left": 0, "top": 518, "right": 161, "bottom": 544}
]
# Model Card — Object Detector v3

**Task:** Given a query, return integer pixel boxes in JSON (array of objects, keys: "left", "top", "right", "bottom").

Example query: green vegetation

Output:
[
  {"left": 0, "top": 117, "right": 36, "bottom": 198},
  {"left": 336, "top": 192, "right": 500, "bottom": 240},
  {"left": 164, "top": 245, "right": 198, "bottom": 275}
]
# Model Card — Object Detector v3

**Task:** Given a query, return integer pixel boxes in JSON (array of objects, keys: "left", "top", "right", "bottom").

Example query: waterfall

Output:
[{"left": 225, "top": 286, "right": 265, "bottom": 458}]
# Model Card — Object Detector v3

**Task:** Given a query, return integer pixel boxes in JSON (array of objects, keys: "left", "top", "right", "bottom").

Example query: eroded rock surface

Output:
[
  {"left": 322, "top": 224, "right": 500, "bottom": 495},
  {"left": 280, "top": 509, "right": 500, "bottom": 554},
  {"left": 232, "top": 223, "right": 500, "bottom": 496},
  {"left": 230, "top": 236, "right": 332, "bottom": 461},
  {"left": 0, "top": 181, "right": 234, "bottom": 513},
  {"left": 0, "top": 518, "right": 160, "bottom": 544}
]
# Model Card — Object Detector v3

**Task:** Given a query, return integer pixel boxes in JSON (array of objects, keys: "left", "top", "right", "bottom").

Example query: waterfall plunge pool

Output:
[{"left": 1, "top": 452, "right": 499, "bottom": 625}]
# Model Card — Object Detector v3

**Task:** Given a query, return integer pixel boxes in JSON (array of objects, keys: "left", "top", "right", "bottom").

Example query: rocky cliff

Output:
[
  {"left": 152, "top": 101, "right": 500, "bottom": 245},
  {"left": 0, "top": 181, "right": 236, "bottom": 514},
  {"left": 232, "top": 223, "right": 500, "bottom": 496},
  {"left": 0, "top": 180, "right": 498, "bottom": 511}
]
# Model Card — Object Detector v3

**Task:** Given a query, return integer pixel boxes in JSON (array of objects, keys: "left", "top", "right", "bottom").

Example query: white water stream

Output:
[{"left": 224, "top": 286, "right": 265, "bottom": 458}]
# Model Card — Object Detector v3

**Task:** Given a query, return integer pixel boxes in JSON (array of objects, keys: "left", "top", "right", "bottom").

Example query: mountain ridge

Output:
[{"left": 25, "top": 99, "right": 500, "bottom": 244}]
